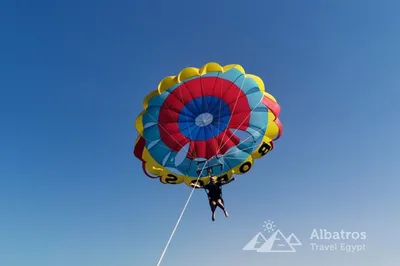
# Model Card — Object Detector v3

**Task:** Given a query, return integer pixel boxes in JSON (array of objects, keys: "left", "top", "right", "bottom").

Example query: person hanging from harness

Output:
[{"left": 191, "top": 173, "right": 236, "bottom": 221}]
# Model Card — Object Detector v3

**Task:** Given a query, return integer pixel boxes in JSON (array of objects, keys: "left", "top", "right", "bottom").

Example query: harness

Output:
[
  {"left": 195, "top": 159, "right": 223, "bottom": 177},
  {"left": 192, "top": 158, "right": 230, "bottom": 208},
  {"left": 195, "top": 161, "right": 224, "bottom": 200}
]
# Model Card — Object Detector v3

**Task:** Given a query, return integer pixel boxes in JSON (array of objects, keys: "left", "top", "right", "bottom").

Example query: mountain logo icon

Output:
[{"left": 243, "top": 221, "right": 302, "bottom": 253}]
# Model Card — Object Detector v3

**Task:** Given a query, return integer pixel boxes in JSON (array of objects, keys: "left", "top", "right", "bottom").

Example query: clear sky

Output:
[{"left": 1, "top": 0, "right": 399, "bottom": 265}]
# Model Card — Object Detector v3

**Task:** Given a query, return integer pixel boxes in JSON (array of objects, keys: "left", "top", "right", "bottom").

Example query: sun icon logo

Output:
[{"left": 262, "top": 220, "right": 277, "bottom": 233}]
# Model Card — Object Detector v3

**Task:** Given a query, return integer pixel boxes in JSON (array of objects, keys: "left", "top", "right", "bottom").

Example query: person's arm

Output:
[
  {"left": 220, "top": 176, "right": 236, "bottom": 185},
  {"left": 190, "top": 182, "right": 205, "bottom": 188}
]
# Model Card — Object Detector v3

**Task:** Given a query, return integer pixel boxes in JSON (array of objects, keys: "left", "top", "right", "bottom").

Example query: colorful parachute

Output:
[{"left": 134, "top": 62, "right": 282, "bottom": 187}]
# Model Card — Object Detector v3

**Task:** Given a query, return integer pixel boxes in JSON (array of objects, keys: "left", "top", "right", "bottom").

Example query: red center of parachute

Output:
[{"left": 158, "top": 76, "right": 251, "bottom": 159}]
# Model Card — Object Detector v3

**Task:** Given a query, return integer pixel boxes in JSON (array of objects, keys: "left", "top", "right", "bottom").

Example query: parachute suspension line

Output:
[
  {"left": 221, "top": 123, "right": 269, "bottom": 159},
  {"left": 199, "top": 75, "right": 216, "bottom": 145},
  {"left": 146, "top": 83, "right": 198, "bottom": 160},
  {"left": 179, "top": 81, "right": 198, "bottom": 168},
  {"left": 215, "top": 74, "right": 246, "bottom": 156},
  {"left": 199, "top": 73, "right": 226, "bottom": 167},
  {"left": 147, "top": 112, "right": 185, "bottom": 151},
  {"left": 218, "top": 96, "right": 264, "bottom": 156},
  {"left": 155, "top": 162, "right": 209, "bottom": 266}
]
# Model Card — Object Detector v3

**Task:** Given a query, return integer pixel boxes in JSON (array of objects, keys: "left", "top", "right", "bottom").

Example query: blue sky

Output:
[{"left": 1, "top": 0, "right": 399, "bottom": 265}]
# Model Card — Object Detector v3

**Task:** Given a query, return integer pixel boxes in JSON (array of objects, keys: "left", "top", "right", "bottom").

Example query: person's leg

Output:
[
  {"left": 209, "top": 199, "right": 217, "bottom": 221},
  {"left": 216, "top": 198, "right": 229, "bottom": 217}
]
